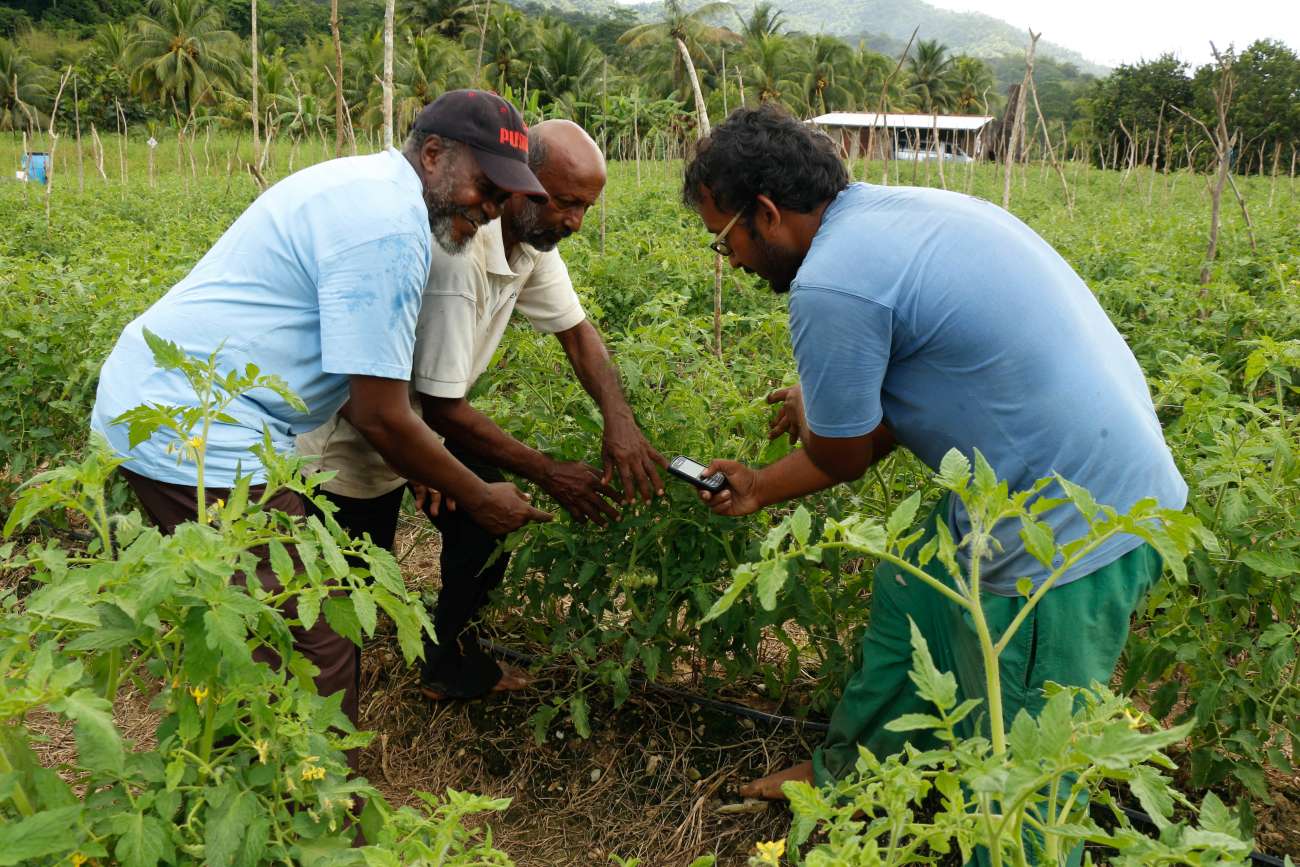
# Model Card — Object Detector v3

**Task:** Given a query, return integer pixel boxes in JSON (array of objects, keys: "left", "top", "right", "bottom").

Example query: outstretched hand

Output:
[
  {"left": 697, "top": 459, "right": 763, "bottom": 517},
  {"left": 601, "top": 417, "right": 669, "bottom": 504},
  {"left": 767, "top": 383, "right": 806, "bottom": 445},
  {"left": 540, "top": 459, "right": 623, "bottom": 526}
]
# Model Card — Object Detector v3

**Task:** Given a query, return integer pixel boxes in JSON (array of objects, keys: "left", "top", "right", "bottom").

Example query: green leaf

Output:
[
  {"left": 886, "top": 491, "right": 921, "bottom": 541},
  {"left": 352, "top": 588, "right": 378, "bottom": 637},
  {"left": 530, "top": 704, "right": 560, "bottom": 745},
  {"left": 755, "top": 559, "right": 788, "bottom": 611},
  {"left": 1128, "top": 766, "right": 1175, "bottom": 830},
  {"left": 1019, "top": 518, "right": 1056, "bottom": 568},
  {"left": 1015, "top": 577, "right": 1033, "bottom": 598},
  {"left": 268, "top": 540, "right": 295, "bottom": 584},
  {"left": 883, "top": 712, "right": 945, "bottom": 732},
  {"left": 323, "top": 596, "right": 363, "bottom": 645},
  {"left": 113, "top": 812, "right": 169, "bottom": 867},
  {"left": 205, "top": 787, "right": 257, "bottom": 867},
  {"left": 0, "top": 805, "right": 83, "bottom": 865},
  {"left": 789, "top": 506, "right": 811, "bottom": 546},
  {"left": 1240, "top": 549, "right": 1300, "bottom": 578},
  {"left": 938, "top": 448, "right": 970, "bottom": 490},
  {"left": 700, "top": 564, "right": 756, "bottom": 623},
  {"left": 297, "top": 589, "right": 321, "bottom": 631},
  {"left": 569, "top": 693, "right": 591, "bottom": 738},
  {"left": 141, "top": 328, "right": 187, "bottom": 370},
  {"left": 55, "top": 688, "right": 125, "bottom": 774}
]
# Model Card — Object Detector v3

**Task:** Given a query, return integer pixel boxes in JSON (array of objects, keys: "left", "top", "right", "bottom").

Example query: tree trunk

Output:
[
  {"left": 331, "top": 0, "right": 344, "bottom": 157},
  {"left": 383, "top": 0, "right": 395, "bottom": 149},
  {"left": 676, "top": 37, "right": 709, "bottom": 139},
  {"left": 251, "top": 0, "right": 261, "bottom": 167}
]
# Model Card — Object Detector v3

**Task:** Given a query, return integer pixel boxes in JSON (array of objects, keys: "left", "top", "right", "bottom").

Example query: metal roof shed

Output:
[{"left": 811, "top": 112, "right": 996, "bottom": 160}]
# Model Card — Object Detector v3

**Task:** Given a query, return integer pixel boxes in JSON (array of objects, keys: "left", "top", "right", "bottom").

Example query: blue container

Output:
[{"left": 21, "top": 152, "right": 49, "bottom": 184}]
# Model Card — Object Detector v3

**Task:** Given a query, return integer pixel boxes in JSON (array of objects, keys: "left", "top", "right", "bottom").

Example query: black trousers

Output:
[{"left": 315, "top": 453, "right": 511, "bottom": 699}]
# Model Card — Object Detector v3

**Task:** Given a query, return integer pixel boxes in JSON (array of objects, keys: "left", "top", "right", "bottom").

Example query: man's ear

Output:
[
  {"left": 754, "top": 193, "right": 782, "bottom": 234},
  {"left": 420, "top": 135, "right": 447, "bottom": 175}
]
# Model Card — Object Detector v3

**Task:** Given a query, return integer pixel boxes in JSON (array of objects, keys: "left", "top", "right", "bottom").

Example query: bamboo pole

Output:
[
  {"left": 331, "top": 0, "right": 344, "bottom": 157},
  {"left": 73, "top": 72, "right": 84, "bottom": 192},
  {"left": 382, "top": 0, "right": 395, "bottom": 148},
  {"left": 1002, "top": 30, "right": 1038, "bottom": 210},
  {"left": 45, "top": 67, "right": 72, "bottom": 226}
]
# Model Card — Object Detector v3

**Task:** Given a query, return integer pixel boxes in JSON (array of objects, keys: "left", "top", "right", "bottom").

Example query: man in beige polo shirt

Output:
[{"left": 299, "top": 120, "right": 665, "bottom": 699}]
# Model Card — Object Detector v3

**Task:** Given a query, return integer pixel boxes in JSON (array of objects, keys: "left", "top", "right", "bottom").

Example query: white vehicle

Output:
[{"left": 894, "top": 141, "right": 974, "bottom": 163}]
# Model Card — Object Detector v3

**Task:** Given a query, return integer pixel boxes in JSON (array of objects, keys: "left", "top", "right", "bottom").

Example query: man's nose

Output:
[{"left": 564, "top": 209, "right": 583, "bottom": 233}]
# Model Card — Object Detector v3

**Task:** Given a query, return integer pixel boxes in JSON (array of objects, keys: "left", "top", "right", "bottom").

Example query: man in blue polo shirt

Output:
[
  {"left": 682, "top": 105, "right": 1187, "bottom": 813},
  {"left": 90, "top": 90, "right": 553, "bottom": 739}
]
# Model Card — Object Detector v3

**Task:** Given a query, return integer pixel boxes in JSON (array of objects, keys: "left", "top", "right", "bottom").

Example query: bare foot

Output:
[
  {"left": 419, "top": 663, "right": 534, "bottom": 701},
  {"left": 738, "top": 760, "right": 814, "bottom": 800}
]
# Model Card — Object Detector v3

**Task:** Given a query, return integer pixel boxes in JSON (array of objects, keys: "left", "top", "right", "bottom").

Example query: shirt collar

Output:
[{"left": 480, "top": 220, "right": 515, "bottom": 278}]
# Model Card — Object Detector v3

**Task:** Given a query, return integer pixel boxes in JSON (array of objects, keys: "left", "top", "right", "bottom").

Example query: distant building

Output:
[{"left": 810, "top": 112, "right": 997, "bottom": 162}]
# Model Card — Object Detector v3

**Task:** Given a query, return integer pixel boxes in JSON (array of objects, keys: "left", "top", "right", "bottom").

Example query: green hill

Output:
[{"left": 517, "top": 0, "right": 1109, "bottom": 75}]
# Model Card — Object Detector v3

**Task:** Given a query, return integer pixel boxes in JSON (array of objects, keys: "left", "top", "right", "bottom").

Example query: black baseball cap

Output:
[{"left": 412, "top": 89, "right": 548, "bottom": 203}]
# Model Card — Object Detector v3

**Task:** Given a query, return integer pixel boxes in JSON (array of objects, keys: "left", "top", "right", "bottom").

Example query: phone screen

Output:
[{"left": 675, "top": 457, "right": 709, "bottom": 478}]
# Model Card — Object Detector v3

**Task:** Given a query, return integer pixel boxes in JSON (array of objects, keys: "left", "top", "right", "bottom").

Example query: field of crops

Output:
[{"left": 1, "top": 137, "right": 1298, "bottom": 864}]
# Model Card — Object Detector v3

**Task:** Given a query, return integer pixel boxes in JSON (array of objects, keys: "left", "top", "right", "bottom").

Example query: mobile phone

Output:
[{"left": 668, "top": 455, "right": 728, "bottom": 492}]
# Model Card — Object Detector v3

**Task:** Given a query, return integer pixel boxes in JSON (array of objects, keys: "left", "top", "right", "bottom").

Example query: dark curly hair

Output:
[{"left": 683, "top": 104, "right": 848, "bottom": 215}]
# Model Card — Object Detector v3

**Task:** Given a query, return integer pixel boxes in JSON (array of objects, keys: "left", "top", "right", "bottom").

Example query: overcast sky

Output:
[{"left": 922, "top": 0, "right": 1300, "bottom": 68}]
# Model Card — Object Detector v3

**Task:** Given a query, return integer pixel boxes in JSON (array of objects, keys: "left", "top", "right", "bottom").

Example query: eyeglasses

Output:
[{"left": 709, "top": 207, "right": 747, "bottom": 257}]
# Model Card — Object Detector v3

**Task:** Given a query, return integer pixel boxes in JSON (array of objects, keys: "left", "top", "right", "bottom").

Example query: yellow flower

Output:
[
  {"left": 254, "top": 739, "right": 270, "bottom": 764},
  {"left": 187, "top": 435, "right": 205, "bottom": 450},
  {"left": 300, "top": 757, "right": 327, "bottom": 781},
  {"left": 171, "top": 677, "right": 180, "bottom": 689},
  {"left": 1123, "top": 707, "right": 1145, "bottom": 730},
  {"left": 190, "top": 685, "right": 209, "bottom": 704},
  {"left": 70, "top": 855, "right": 89, "bottom": 867},
  {"left": 754, "top": 839, "right": 785, "bottom": 863}
]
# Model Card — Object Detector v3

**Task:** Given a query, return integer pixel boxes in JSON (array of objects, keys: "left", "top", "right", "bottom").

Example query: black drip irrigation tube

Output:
[{"left": 479, "top": 639, "right": 1288, "bottom": 866}]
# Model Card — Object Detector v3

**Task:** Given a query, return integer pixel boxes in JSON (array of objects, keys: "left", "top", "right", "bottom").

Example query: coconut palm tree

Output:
[
  {"left": 619, "top": 0, "right": 736, "bottom": 137},
  {"left": 393, "top": 32, "right": 472, "bottom": 131},
  {"left": 0, "top": 37, "right": 50, "bottom": 130},
  {"left": 400, "top": 0, "right": 475, "bottom": 41},
  {"left": 795, "top": 34, "right": 854, "bottom": 115},
  {"left": 741, "top": 32, "right": 796, "bottom": 107},
  {"left": 532, "top": 23, "right": 603, "bottom": 123},
  {"left": 131, "top": 0, "right": 240, "bottom": 116},
  {"left": 463, "top": 6, "right": 539, "bottom": 94},
  {"left": 952, "top": 54, "right": 994, "bottom": 114},
  {"left": 736, "top": 2, "right": 784, "bottom": 41},
  {"left": 906, "top": 38, "right": 958, "bottom": 114}
]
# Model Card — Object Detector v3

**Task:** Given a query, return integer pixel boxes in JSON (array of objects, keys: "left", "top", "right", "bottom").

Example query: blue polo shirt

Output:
[
  {"left": 789, "top": 183, "right": 1187, "bottom": 594},
  {"left": 91, "top": 148, "right": 431, "bottom": 488}
]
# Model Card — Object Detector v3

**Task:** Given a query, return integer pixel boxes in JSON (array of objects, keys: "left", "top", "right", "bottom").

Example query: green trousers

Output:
[{"left": 813, "top": 495, "right": 1162, "bottom": 863}]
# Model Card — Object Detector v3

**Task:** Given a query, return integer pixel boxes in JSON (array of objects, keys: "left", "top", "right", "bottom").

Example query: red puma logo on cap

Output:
[{"left": 499, "top": 128, "right": 528, "bottom": 153}]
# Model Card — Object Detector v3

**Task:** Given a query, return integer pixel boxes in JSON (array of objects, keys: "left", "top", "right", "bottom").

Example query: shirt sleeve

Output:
[
  {"left": 317, "top": 233, "right": 428, "bottom": 379},
  {"left": 514, "top": 249, "right": 585, "bottom": 333},
  {"left": 789, "top": 285, "right": 892, "bottom": 438}
]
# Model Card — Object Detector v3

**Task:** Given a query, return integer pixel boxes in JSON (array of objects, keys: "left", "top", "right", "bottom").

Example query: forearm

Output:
[
  {"left": 419, "top": 394, "right": 550, "bottom": 482},
  {"left": 348, "top": 404, "right": 491, "bottom": 505},
  {"left": 558, "top": 320, "right": 636, "bottom": 424},
  {"left": 752, "top": 449, "right": 844, "bottom": 507}
]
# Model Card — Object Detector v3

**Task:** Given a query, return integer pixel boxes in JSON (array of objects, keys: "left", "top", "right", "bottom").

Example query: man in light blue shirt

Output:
[
  {"left": 682, "top": 105, "right": 1187, "bottom": 818},
  {"left": 90, "top": 91, "right": 553, "bottom": 741}
]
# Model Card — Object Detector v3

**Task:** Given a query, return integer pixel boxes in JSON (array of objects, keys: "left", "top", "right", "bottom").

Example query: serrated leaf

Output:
[
  {"left": 569, "top": 694, "right": 590, "bottom": 738},
  {"left": 205, "top": 787, "right": 257, "bottom": 867},
  {"left": 755, "top": 559, "right": 788, "bottom": 611},
  {"left": 886, "top": 492, "right": 921, "bottom": 541},
  {"left": 938, "top": 448, "right": 971, "bottom": 490},
  {"left": 700, "top": 565, "right": 756, "bottom": 623},
  {"left": 114, "top": 812, "right": 168, "bottom": 867},
  {"left": 323, "top": 596, "right": 363, "bottom": 645},
  {"left": 1019, "top": 518, "right": 1056, "bottom": 569},
  {"left": 352, "top": 588, "right": 378, "bottom": 637},
  {"left": 0, "top": 805, "right": 83, "bottom": 864},
  {"left": 268, "top": 540, "right": 295, "bottom": 584},
  {"left": 56, "top": 688, "right": 125, "bottom": 774}
]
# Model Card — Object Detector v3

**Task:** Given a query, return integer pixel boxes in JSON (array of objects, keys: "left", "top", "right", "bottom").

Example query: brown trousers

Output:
[{"left": 120, "top": 468, "right": 360, "bottom": 741}]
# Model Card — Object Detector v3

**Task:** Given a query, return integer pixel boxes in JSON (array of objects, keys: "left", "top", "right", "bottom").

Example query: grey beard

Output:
[
  {"left": 424, "top": 166, "right": 473, "bottom": 255},
  {"left": 513, "top": 199, "right": 566, "bottom": 252}
]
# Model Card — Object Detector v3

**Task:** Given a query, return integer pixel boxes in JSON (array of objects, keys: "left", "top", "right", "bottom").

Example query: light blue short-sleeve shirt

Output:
[
  {"left": 789, "top": 183, "right": 1187, "bottom": 594},
  {"left": 91, "top": 148, "right": 432, "bottom": 488}
]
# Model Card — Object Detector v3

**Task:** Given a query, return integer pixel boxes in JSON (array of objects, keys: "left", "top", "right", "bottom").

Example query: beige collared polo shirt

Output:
[{"left": 296, "top": 219, "right": 586, "bottom": 498}]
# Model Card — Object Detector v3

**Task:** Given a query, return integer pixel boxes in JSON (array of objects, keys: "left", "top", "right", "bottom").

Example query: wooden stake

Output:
[
  {"left": 45, "top": 66, "right": 72, "bottom": 226},
  {"left": 331, "top": 0, "right": 344, "bottom": 157},
  {"left": 1002, "top": 29, "right": 1039, "bottom": 210},
  {"left": 89, "top": 123, "right": 107, "bottom": 180},
  {"left": 72, "top": 72, "right": 83, "bottom": 192}
]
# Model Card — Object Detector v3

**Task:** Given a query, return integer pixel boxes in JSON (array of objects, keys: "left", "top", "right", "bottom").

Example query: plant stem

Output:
[
  {"left": 198, "top": 695, "right": 217, "bottom": 769},
  {"left": 0, "top": 730, "right": 36, "bottom": 817}
]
